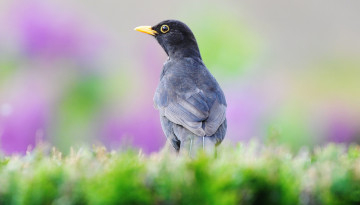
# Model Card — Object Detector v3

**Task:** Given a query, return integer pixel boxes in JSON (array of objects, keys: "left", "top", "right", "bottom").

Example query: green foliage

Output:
[
  {"left": 0, "top": 59, "right": 17, "bottom": 84},
  {"left": 0, "top": 143, "right": 360, "bottom": 205},
  {"left": 85, "top": 151, "right": 152, "bottom": 205},
  {"left": 53, "top": 76, "right": 105, "bottom": 152},
  {"left": 183, "top": 6, "right": 261, "bottom": 77}
]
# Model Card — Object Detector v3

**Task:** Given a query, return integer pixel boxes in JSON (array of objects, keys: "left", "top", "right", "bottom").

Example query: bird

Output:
[{"left": 135, "top": 20, "right": 227, "bottom": 157}]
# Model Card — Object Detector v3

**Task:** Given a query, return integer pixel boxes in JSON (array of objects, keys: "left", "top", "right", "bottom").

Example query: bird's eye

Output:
[{"left": 160, "top": 25, "right": 170, "bottom": 33}]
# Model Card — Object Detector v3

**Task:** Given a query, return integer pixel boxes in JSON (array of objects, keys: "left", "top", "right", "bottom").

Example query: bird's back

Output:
[
  {"left": 157, "top": 57, "right": 226, "bottom": 107},
  {"left": 154, "top": 57, "right": 227, "bottom": 154}
]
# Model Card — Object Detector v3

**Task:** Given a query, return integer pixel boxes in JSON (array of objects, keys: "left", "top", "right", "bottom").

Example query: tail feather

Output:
[
  {"left": 162, "top": 116, "right": 227, "bottom": 158},
  {"left": 178, "top": 135, "right": 216, "bottom": 158}
]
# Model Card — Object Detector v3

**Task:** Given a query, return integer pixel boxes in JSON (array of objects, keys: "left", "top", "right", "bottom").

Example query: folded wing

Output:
[{"left": 156, "top": 90, "right": 226, "bottom": 137}]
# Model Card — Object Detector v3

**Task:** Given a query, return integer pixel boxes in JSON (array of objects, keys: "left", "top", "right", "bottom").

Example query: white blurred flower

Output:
[{"left": 1, "top": 103, "right": 13, "bottom": 117}]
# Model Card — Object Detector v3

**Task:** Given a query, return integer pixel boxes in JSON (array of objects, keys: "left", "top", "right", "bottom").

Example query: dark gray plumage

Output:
[{"left": 135, "top": 20, "right": 227, "bottom": 157}]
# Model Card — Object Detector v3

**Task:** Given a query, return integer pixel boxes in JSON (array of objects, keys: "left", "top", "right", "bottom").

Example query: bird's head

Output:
[{"left": 135, "top": 20, "right": 201, "bottom": 59}]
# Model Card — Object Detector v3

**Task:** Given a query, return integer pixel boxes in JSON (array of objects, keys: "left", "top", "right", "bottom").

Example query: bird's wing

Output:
[
  {"left": 204, "top": 100, "right": 226, "bottom": 136},
  {"left": 155, "top": 89, "right": 226, "bottom": 137}
]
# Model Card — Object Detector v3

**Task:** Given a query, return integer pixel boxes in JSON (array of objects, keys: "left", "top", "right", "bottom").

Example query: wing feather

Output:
[
  {"left": 157, "top": 90, "right": 226, "bottom": 137},
  {"left": 204, "top": 100, "right": 226, "bottom": 136}
]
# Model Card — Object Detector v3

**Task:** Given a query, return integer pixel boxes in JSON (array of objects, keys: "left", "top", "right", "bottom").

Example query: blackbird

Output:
[{"left": 135, "top": 20, "right": 226, "bottom": 157}]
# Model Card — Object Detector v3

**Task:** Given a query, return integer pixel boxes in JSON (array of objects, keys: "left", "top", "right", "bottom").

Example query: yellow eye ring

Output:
[{"left": 160, "top": 25, "right": 170, "bottom": 33}]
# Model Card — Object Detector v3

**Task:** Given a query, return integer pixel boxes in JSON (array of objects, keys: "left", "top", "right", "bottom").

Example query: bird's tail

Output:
[
  {"left": 202, "top": 136, "right": 216, "bottom": 156},
  {"left": 180, "top": 135, "right": 216, "bottom": 158}
]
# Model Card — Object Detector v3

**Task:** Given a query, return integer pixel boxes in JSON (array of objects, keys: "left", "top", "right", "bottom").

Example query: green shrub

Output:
[{"left": 0, "top": 142, "right": 360, "bottom": 205}]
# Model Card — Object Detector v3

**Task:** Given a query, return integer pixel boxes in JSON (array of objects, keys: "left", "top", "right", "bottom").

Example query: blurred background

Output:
[{"left": 0, "top": 0, "right": 359, "bottom": 154}]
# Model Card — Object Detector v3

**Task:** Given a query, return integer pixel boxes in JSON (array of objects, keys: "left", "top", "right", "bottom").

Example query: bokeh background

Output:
[{"left": 0, "top": 0, "right": 359, "bottom": 154}]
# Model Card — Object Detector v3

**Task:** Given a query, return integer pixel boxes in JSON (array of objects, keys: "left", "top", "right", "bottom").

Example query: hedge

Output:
[{"left": 0, "top": 142, "right": 360, "bottom": 205}]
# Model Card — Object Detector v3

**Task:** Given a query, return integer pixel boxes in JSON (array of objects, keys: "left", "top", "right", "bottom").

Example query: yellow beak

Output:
[{"left": 134, "top": 26, "right": 158, "bottom": 36}]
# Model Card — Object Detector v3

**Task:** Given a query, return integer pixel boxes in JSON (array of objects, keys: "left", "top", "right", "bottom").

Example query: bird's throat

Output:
[{"left": 168, "top": 46, "right": 201, "bottom": 60}]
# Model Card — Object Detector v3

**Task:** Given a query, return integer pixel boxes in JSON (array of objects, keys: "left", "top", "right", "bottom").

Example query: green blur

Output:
[{"left": 1, "top": 143, "right": 360, "bottom": 205}]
